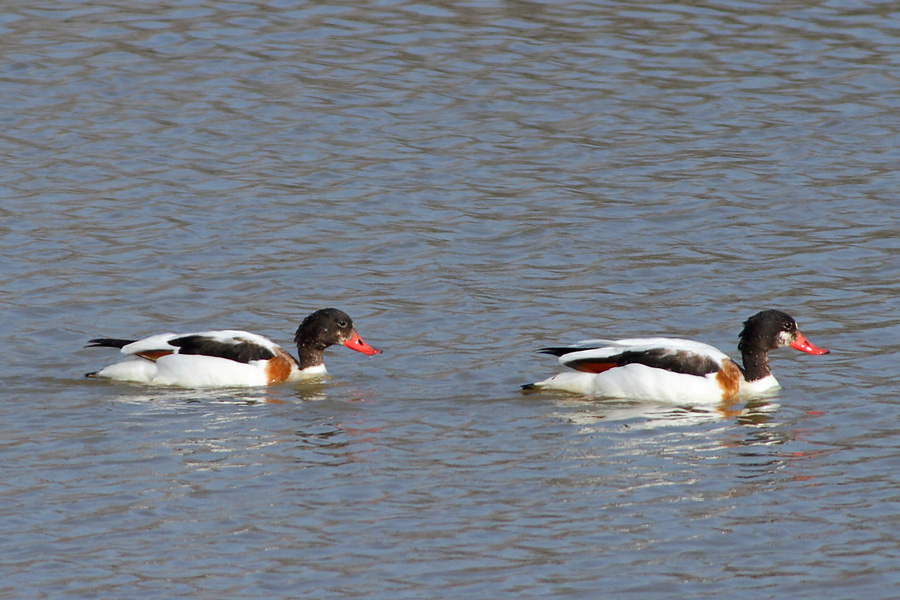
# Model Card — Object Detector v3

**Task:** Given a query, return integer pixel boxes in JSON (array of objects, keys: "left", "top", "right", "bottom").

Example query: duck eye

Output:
[{"left": 338, "top": 320, "right": 348, "bottom": 328}]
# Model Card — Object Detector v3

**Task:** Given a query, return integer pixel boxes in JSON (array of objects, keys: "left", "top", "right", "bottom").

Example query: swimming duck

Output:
[
  {"left": 524, "top": 309, "right": 828, "bottom": 404},
  {"left": 86, "top": 308, "right": 381, "bottom": 387}
]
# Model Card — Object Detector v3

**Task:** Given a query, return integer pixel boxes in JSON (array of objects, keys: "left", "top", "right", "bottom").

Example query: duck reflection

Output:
[
  {"left": 547, "top": 394, "right": 828, "bottom": 491},
  {"left": 549, "top": 396, "right": 777, "bottom": 430},
  {"left": 103, "top": 380, "right": 332, "bottom": 406}
]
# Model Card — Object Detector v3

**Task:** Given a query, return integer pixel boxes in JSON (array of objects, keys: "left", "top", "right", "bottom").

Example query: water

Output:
[{"left": 2, "top": 0, "right": 900, "bottom": 598}]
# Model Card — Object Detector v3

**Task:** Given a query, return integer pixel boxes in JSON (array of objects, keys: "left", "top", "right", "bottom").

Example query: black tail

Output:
[
  {"left": 538, "top": 346, "right": 582, "bottom": 357},
  {"left": 86, "top": 338, "right": 135, "bottom": 349}
]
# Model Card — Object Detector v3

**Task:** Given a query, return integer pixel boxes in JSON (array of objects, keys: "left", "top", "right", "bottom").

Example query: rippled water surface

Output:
[{"left": 2, "top": 1, "right": 900, "bottom": 598}]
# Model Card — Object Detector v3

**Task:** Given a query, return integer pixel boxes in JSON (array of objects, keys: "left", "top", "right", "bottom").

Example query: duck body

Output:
[
  {"left": 525, "top": 310, "right": 828, "bottom": 405},
  {"left": 86, "top": 309, "right": 380, "bottom": 388},
  {"left": 529, "top": 338, "right": 753, "bottom": 403}
]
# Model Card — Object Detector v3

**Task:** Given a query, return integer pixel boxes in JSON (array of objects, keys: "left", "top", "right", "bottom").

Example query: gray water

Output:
[{"left": 2, "top": 1, "right": 900, "bottom": 598}]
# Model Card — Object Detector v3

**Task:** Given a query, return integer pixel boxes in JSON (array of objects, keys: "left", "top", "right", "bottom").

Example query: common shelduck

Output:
[
  {"left": 86, "top": 308, "right": 381, "bottom": 387},
  {"left": 524, "top": 309, "right": 828, "bottom": 404}
]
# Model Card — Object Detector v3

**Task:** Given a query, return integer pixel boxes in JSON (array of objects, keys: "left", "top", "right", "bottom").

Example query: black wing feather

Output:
[
  {"left": 168, "top": 335, "right": 276, "bottom": 364},
  {"left": 541, "top": 342, "right": 721, "bottom": 377},
  {"left": 608, "top": 348, "right": 720, "bottom": 377}
]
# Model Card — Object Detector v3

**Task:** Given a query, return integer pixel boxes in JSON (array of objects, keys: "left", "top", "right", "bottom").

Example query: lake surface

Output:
[{"left": 2, "top": 1, "right": 900, "bottom": 598}]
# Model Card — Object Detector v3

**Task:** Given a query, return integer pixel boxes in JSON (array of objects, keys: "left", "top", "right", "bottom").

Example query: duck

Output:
[
  {"left": 523, "top": 309, "right": 828, "bottom": 404},
  {"left": 85, "top": 308, "right": 381, "bottom": 387}
]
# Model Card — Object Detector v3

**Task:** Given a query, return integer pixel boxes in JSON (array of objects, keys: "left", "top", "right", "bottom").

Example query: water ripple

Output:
[{"left": 2, "top": 0, "right": 900, "bottom": 597}]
